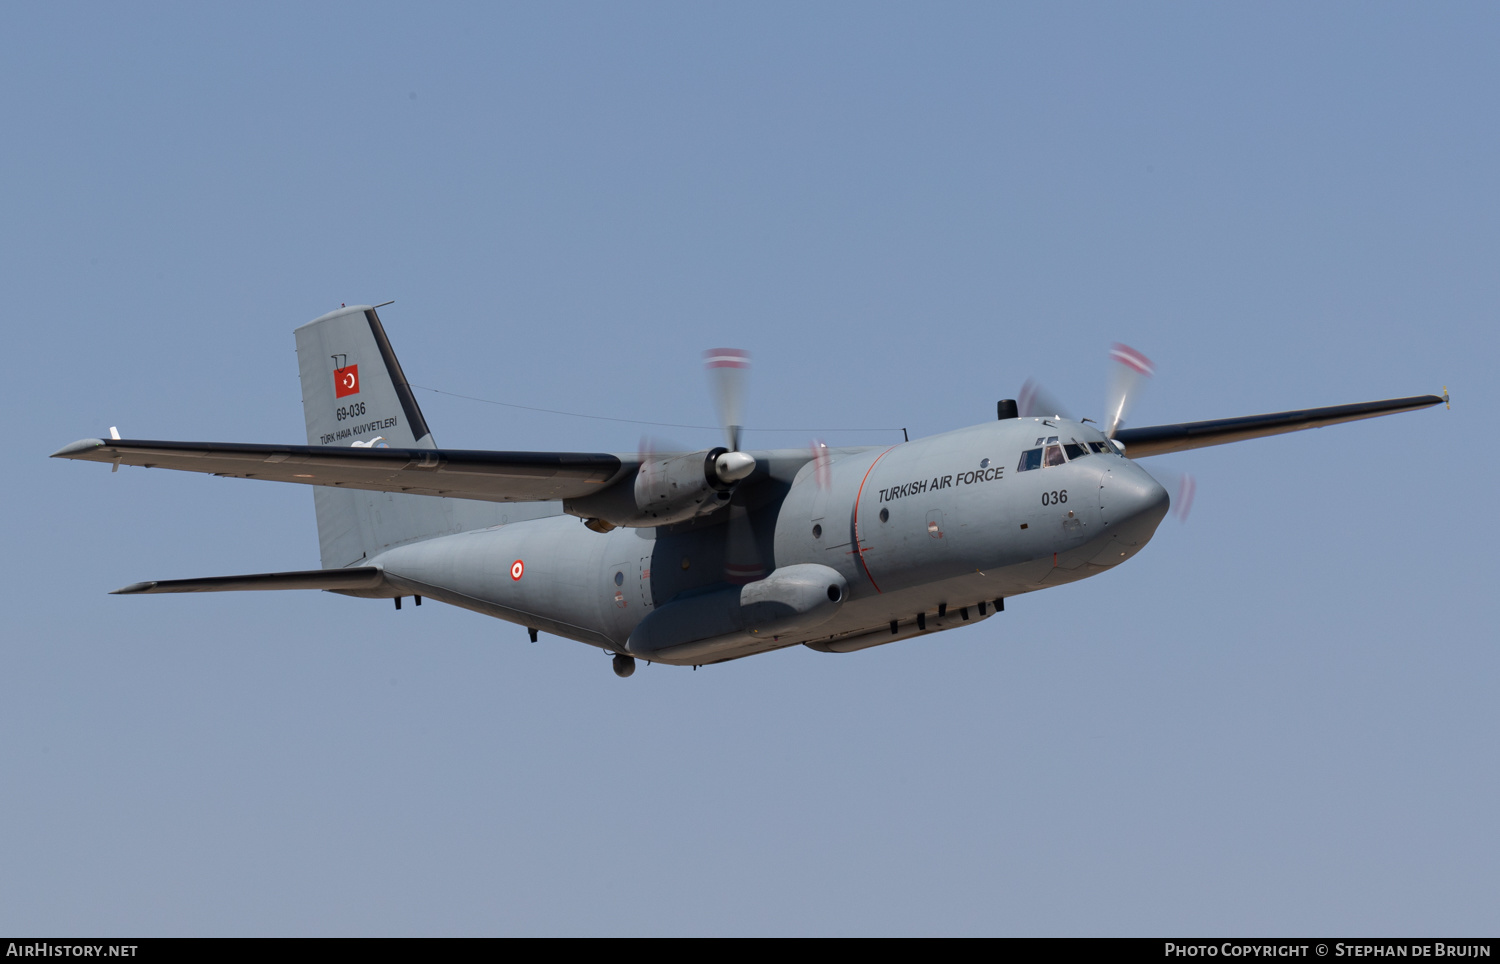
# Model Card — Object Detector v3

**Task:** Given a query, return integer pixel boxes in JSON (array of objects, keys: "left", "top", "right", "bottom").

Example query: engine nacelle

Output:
[
  {"left": 565, "top": 447, "right": 757, "bottom": 529},
  {"left": 631, "top": 447, "right": 730, "bottom": 525}
]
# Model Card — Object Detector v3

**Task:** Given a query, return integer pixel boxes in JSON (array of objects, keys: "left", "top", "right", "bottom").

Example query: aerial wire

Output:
[{"left": 409, "top": 383, "right": 905, "bottom": 437}]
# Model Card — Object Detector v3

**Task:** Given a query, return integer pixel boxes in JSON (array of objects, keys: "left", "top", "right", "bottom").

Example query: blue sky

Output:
[{"left": 2, "top": 3, "right": 1494, "bottom": 935}]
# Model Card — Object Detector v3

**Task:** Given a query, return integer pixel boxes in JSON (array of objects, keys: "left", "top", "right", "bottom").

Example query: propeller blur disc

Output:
[
  {"left": 704, "top": 348, "right": 750, "bottom": 451},
  {"left": 1105, "top": 343, "right": 1155, "bottom": 438},
  {"left": 1018, "top": 378, "right": 1072, "bottom": 420},
  {"left": 810, "top": 439, "right": 832, "bottom": 490}
]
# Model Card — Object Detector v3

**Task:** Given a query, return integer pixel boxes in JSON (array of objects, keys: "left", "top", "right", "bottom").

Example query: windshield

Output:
[{"left": 1018, "top": 436, "right": 1104, "bottom": 472}]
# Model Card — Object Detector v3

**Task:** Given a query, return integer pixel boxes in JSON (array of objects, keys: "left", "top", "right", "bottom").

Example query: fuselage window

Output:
[
  {"left": 1018, "top": 448, "right": 1043, "bottom": 471},
  {"left": 1044, "top": 444, "right": 1066, "bottom": 467}
]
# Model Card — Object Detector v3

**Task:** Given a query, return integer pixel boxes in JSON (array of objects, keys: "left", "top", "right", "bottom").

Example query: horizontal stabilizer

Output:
[
  {"left": 113, "top": 566, "right": 386, "bottom": 595},
  {"left": 1114, "top": 394, "right": 1445, "bottom": 458},
  {"left": 51, "top": 438, "right": 628, "bottom": 503}
]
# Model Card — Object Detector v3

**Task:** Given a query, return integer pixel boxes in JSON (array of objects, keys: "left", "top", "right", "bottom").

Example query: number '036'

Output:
[{"left": 1042, "top": 490, "right": 1067, "bottom": 505}]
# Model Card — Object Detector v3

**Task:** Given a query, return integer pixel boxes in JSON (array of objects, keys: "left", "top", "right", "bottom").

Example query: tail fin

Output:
[
  {"left": 296, "top": 305, "right": 433, "bottom": 450},
  {"left": 295, "top": 306, "right": 463, "bottom": 567}
]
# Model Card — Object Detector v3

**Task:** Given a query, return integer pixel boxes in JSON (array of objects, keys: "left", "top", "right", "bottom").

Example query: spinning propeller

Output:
[
  {"left": 1104, "top": 343, "right": 1154, "bottom": 439},
  {"left": 1020, "top": 343, "right": 1196, "bottom": 522},
  {"left": 809, "top": 439, "right": 832, "bottom": 491},
  {"left": 703, "top": 349, "right": 765, "bottom": 582},
  {"left": 704, "top": 348, "right": 757, "bottom": 485}
]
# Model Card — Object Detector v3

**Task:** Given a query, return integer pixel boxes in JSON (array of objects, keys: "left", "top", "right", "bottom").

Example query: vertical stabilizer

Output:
[
  {"left": 296, "top": 306, "right": 433, "bottom": 451},
  {"left": 295, "top": 306, "right": 462, "bottom": 567}
]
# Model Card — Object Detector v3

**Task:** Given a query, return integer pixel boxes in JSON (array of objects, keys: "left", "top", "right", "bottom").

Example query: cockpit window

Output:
[
  {"left": 1021, "top": 439, "right": 1095, "bottom": 471},
  {"left": 1088, "top": 441, "right": 1115, "bottom": 455}
]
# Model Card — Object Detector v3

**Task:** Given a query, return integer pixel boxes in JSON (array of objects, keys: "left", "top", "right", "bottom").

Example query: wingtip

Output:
[
  {"left": 51, "top": 438, "right": 106, "bottom": 459},
  {"left": 111, "top": 582, "right": 157, "bottom": 595}
]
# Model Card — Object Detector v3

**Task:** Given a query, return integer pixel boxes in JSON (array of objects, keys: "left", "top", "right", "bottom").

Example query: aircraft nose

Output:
[{"left": 1101, "top": 463, "right": 1170, "bottom": 546}]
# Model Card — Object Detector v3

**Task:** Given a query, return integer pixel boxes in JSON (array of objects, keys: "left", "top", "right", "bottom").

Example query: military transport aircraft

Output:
[{"left": 52, "top": 306, "right": 1446, "bottom": 677}]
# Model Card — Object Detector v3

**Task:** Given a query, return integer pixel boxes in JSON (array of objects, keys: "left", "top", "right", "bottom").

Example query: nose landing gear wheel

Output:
[{"left": 612, "top": 654, "right": 636, "bottom": 678}]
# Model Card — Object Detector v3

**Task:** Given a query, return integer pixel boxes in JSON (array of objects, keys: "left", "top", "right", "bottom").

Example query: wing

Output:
[
  {"left": 51, "top": 438, "right": 629, "bottom": 502},
  {"left": 112, "top": 567, "right": 387, "bottom": 595},
  {"left": 1114, "top": 393, "right": 1445, "bottom": 458}
]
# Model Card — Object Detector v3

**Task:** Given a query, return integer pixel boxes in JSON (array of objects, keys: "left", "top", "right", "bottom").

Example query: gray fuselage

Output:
[{"left": 369, "top": 416, "right": 1170, "bottom": 665}]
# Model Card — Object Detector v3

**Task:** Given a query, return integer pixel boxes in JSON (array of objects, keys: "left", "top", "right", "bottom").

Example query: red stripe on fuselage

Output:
[{"left": 851, "top": 446, "right": 899, "bottom": 594}]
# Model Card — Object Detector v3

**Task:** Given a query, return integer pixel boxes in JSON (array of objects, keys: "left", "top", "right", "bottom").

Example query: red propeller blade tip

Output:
[
  {"left": 1109, "top": 343, "right": 1155, "bottom": 378},
  {"left": 704, "top": 348, "right": 750, "bottom": 369}
]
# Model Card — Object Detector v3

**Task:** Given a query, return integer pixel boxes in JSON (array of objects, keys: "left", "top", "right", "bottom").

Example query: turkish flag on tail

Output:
[{"left": 334, "top": 365, "right": 360, "bottom": 398}]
